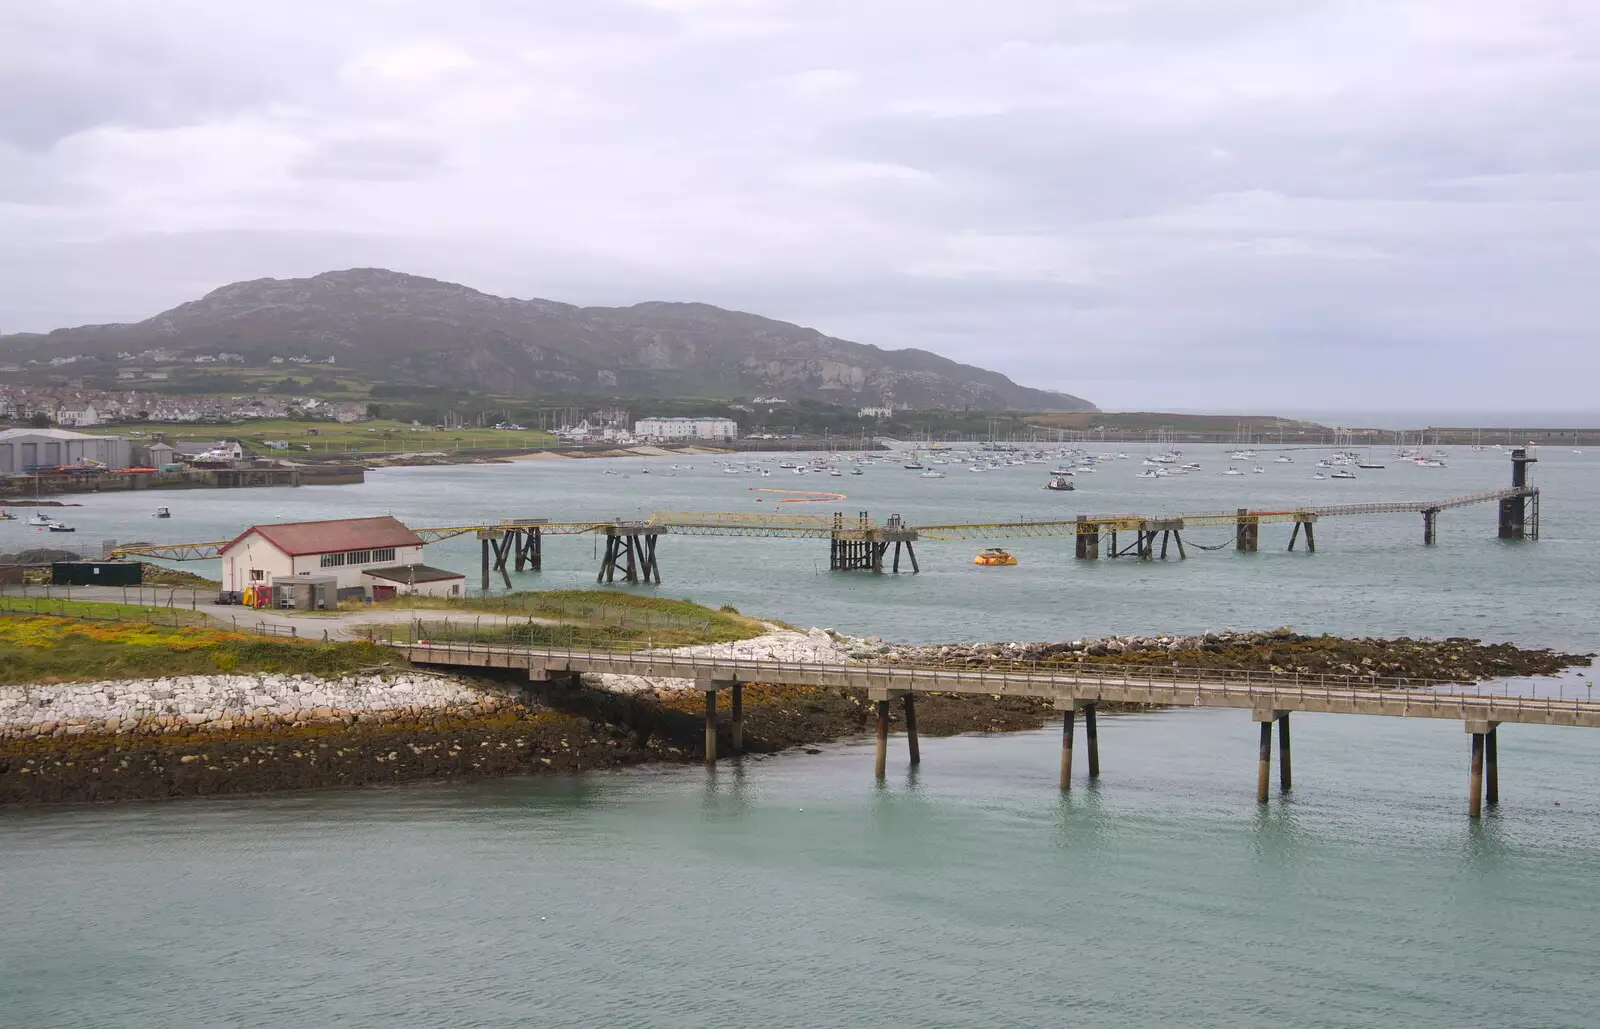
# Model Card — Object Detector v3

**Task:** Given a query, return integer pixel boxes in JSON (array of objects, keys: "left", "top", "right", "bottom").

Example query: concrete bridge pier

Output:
[
  {"left": 1084, "top": 702, "right": 1100, "bottom": 779},
  {"left": 1466, "top": 720, "right": 1500, "bottom": 817},
  {"left": 1287, "top": 514, "right": 1317, "bottom": 553},
  {"left": 870, "top": 688, "right": 912, "bottom": 776},
  {"left": 1055, "top": 699, "right": 1099, "bottom": 789},
  {"left": 1253, "top": 706, "right": 1285, "bottom": 803},
  {"left": 697, "top": 675, "right": 740, "bottom": 765},
  {"left": 1235, "top": 509, "right": 1260, "bottom": 553},
  {"left": 1423, "top": 509, "right": 1439, "bottom": 546}
]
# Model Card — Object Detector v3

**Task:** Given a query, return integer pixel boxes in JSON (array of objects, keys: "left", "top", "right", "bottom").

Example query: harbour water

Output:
[{"left": 4, "top": 443, "right": 1599, "bottom": 1028}]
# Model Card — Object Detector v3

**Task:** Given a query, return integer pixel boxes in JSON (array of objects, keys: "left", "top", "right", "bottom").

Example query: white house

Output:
[
  {"left": 56, "top": 405, "right": 101, "bottom": 427},
  {"left": 218, "top": 516, "right": 461, "bottom": 598},
  {"left": 633, "top": 416, "right": 738, "bottom": 440}
]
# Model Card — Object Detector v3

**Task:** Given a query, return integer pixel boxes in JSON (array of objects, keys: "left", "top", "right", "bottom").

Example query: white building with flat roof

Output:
[{"left": 633, "top": 417, "right": 738, "bottom": 440}]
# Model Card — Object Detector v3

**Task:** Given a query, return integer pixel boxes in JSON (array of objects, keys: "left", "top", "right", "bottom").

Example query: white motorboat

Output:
[
  {"left": 1224, "top": 467, "right": 1245, "bottom": 476},
  {"left": 1331, "top": 469, "right": 1357, "bottom": 479},
  {"left": 920, "top": 470, "right": 946, "bottom": 479},
  {"left": 27, "top": 513, "right": 55, "bottom": 527}
]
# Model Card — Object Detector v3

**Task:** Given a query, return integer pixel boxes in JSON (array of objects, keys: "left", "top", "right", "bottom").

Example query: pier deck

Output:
[{"left": 389, "top": 639, "right": 1595, "bottom": 817}]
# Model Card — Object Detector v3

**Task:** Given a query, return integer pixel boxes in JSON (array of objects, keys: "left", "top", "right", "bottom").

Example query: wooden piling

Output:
[
  {"left": 1257, "top": 719, "right": 1272, "bottom": 803},
  {"left": 1060, "top": 707, "right": 1075, "bottom": 791},
  {"left": 904, "top": 694, "right": 920, "bottom": 765},
  {"left": 1278, "top": 713, "right": 1291, "bottom": 792},
  {"left": 1469, "top": 731, "right": 1484, "bottom": 818},
  {"left": 1486, "top": 726, "right": 1498, "bottom": 805},
  {"left": 704, "top": 688, "right": 718, "bottom": 766},
  {"left": 1084, "top": 702, "right": 1099, "bottom": 779},
  {"left": 875, "top": 700, "right": 890, "bottom": 778}
]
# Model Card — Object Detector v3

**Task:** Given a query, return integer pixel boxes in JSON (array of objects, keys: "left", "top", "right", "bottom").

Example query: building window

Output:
[
  {"left": 320, "top": 552, "right": 347, "bottom": 567},
  {"left": 346, "top": 550, "right": 372, "bottom": 565},
  {"left": 373, "top": 548, "right": 395, "bottom": 563},
  {"left": 250, "top": 569, "right": 265, "bottom": 581}
]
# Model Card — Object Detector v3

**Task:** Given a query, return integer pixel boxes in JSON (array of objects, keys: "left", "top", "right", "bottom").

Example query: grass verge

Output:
[{"left": 0, "top": 614, "right": 408, "bottom": 685}]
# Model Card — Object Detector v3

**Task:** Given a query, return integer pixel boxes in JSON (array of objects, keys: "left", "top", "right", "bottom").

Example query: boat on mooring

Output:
[
  {"left": 1044, "top": 475, "right": 1076, "bottom": 491},
  {"left": 973, "top": 548, "right": 1018, "bottom": 566}
]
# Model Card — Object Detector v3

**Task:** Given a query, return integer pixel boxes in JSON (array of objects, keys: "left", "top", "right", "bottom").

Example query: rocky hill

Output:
[{"left": 0, "top": 269, "right": 1093, "bottom": 411}]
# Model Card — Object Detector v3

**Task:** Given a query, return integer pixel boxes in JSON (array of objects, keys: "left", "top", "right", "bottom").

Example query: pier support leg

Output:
[
  {"left": 481, "top": 538, "right": 491, "bottom": 593},
  {"left": 1469, "top": 731, "right": 1484, "bottom": 819},
  {"left": 1060, "top": 707, "right": 1076, "bottom": 791},
  {"left": 1288, "top": 522, "right": 1301, "bottom": 551},
  {"left": 1278, "top": 713, "right": 1291, "bottom": 792},
  {"left": 1084, "top": 702, "right": 1099, "bottom": 779},
  {"left": 1423, "top": 509, "right": 1438, "bottom": 546},
  {"left": 904, "top": 694, "right": 920, "bottom": 765},
  {"left": 1486, "top": 726, "right": 1498, "bottom": 806},
  {"left": 705, "top": 688, "right": 718, "bottom": 766},
  {"left": 906, "top": 541, "right": 920, "bottom": 574},
  {"left": 1304, "top": 522, "right": 1315, "bottom": 553},
  {"left": 731, "top": 683, "right": 743, "bottom": 754},
  {"left": 1174, "top": 531, "right": 1186, "bottom": 560},
  {"left": 875, "top": 700, "right": 890, "bottom": 778},
  {"left": 1256, "top": 716, "right": 1273, "bottom": 804}
]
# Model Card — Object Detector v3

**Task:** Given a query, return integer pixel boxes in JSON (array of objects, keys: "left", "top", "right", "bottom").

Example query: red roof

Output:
[{"left": 221, "top": 516, "right": 423, "bottom": 558}]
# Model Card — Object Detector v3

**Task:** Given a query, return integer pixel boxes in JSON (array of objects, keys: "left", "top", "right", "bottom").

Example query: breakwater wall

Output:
[{"left": 0, "top": 672, "right": 515, "bottom": 741}]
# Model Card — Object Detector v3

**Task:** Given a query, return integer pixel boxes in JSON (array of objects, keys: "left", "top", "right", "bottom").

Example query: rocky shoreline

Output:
[
  {"left": 1, "top": 628, "right": 1589, "bottom": 806},
  {"left": 835, "top": 628, "right": 1592, "bottom": 682}
]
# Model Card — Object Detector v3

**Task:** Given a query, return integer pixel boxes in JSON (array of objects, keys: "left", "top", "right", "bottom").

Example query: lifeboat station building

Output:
[{"left": 218, "top": 516, "right": 465, "bottom": 603}]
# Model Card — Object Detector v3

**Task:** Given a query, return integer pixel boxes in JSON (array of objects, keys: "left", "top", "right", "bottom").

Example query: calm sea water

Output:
[{"left": 4, "top": 443, "right": 1599, "bottom": 1028}]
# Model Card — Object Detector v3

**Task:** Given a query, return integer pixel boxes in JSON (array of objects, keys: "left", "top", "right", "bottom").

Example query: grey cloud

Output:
[{"left": 1, "top": 0, "right": 1598, "bottom": 411}]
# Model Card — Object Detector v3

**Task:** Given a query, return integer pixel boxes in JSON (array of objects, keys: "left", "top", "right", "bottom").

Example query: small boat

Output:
[
  {"left": 27, "top": 513, "right": 54, "bottom": 527},
  {"left": 1224, "top": 467, "right": 1245, "bottom": 476},
  {"left": 1252, "top": 466, "right": 1265, "bottom": 474},
  {"left": 1356, "top": 462, "right": 1385, "bottom": 470},
  {"left": 974, "top": 548, "right": 1017, "bottom": 567},
  {"left": 1331, "top": 469, "right": 1357, "bottom": 479},
  {"left": 903, "top": 460, "right": 925, "bottom": 470},
  {"left": 1313, "top": 472, "right": 1327, "bottom": 480},
  {"left": 1044, "top": 476, "right": 1076, "bottom": 491},
  {"left": 920, "top": 470, "right": 946, "bottom": 479},
  {"left": 1274, "top": 455, "right": 1294, "bottom": 463},
  {"left": 47, "top": 523, "right": 75, "bottom": 532},
  {"left": 850, "top": 467, "right": 864, "bottom": 475},
  {"left": 155, "top": 507, "right": 171, "bottom": 518},
  {"left": 829, "top": 469, "right": 843, "bottom": 477},
  {"left": 0, "top": 509, "right": 13, "bottom": 521}
]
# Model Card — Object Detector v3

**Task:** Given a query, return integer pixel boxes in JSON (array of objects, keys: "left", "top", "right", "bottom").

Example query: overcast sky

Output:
[{"left": 2, "top": 1, "right": 1596, "bottom": 411}]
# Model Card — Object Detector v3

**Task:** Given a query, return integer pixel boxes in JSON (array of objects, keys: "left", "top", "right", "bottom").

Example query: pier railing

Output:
[{"left": 372, "top": 630, "right": 1600, "bottom": 719}]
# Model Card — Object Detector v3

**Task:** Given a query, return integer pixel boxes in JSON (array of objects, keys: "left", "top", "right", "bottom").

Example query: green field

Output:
[{"left": 91, "top": 419, "right": 558, "bottom": 455}]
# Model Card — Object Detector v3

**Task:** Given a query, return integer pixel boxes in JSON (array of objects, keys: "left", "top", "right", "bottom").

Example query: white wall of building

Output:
[
  {"left": 633, "top": 417, "right": 738, "bottom": 440},
  {"left": 221, "top": 535, "right": 425, "bottom": 593}
]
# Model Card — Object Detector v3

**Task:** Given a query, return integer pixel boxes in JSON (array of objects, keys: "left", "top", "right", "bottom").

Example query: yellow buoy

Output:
[{"left": 973, "top": 548, "right": 1017, "bottom": 566}]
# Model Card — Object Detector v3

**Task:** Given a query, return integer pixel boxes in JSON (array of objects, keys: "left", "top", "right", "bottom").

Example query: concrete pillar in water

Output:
[
  {"left": 1253, "top": 705, "right": 1281, "bottom": 803},
  {"left": 874, "top": 699, "right": 890, "bottom": 778},
  {"left": 1278, "top": 713, "right": 1291, "bottom": 792},
  {"left": 1084, "top": 702, "right": 1100, "bottom": 779},
  {"left": 731, "top": 682, "right": 744, "bottom": 754},
  {"left": 704, "top": 688, "right": 718, "bottom": 766},
  {"left": 1423, "top": 509, "right": 1438, "bottom": 545},
  {"left": 1486, "top": 726, "right": 1498, "bottom": 805},
  {"left": 1467, "top": 720, "right": 1500, "bottom": 812},
  {"left": 1060, "top": 705, "right": 1076, "bottom": 791},
  {"left": 1469, "top": 731, "right": 1485, "bottom": 819},
  {"left": 904, "top": 694, "right": 920, "bottom": 766}
]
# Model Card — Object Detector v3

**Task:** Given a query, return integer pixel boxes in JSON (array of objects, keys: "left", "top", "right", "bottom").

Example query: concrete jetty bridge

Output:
[{"left": 387, "top": 637, "right": 1594, "bottom": 819}]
